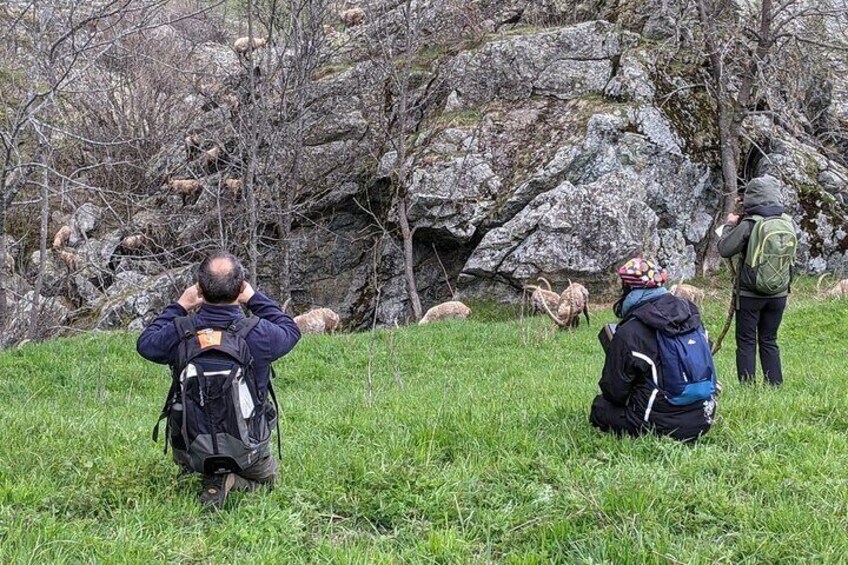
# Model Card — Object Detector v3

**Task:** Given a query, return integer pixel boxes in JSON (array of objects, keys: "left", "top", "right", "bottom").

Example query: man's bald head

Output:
[{"left": 197, "top": 251, "right": 245, "bottom": 304}]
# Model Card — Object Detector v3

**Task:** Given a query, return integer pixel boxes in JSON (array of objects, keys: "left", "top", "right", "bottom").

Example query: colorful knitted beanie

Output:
[{"left": 617, "top": 258, "right": 668, "bottom": 289}]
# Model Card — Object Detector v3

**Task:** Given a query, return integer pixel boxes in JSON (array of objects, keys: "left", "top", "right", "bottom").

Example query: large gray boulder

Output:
[
  {"left": 455, "top": 104, "right": 716, "bottom": 298},
  {"left": 406, "top": 150, "right": 502, "bottom": 242},
  {"left": 447, "top": 21, "right": 637, "bottom": 108},
  {"left": 3, "top": 272, "right": 31, "bottom": 303},
  {"left": 26, "top": 251, "right": 72, "bottom": 298},
  {"left": 460, "top": 172, "right": 657, "bottom": 292},
  {"left": 94, "top": 266, "right": 193, "bottom": 330}
]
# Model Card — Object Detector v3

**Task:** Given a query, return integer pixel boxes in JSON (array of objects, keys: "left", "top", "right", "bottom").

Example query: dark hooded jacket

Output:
[
  {"left": 599, "top": 293, "right": 716, "bottom": 440},
  {"left": 137, "top": 291, "right": 300, "bottom": 402},
  {"left": 717, "top": 175, "right": 795, "bottom": 298}
]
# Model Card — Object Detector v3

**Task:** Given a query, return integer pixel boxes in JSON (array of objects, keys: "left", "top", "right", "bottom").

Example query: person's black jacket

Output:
[{"left": 599, "top": 293, "right": 715, "bottom": 440}]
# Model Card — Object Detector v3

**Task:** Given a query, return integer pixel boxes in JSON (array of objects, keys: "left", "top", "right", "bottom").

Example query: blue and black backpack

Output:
[{"left": 655, "top": 326, "right": 716, "bottom": 405}]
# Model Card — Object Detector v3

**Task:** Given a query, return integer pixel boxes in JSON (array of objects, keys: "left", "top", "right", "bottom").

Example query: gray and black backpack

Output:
[{"left": 152, "top": 315, "right": 280, "bottom": 475}]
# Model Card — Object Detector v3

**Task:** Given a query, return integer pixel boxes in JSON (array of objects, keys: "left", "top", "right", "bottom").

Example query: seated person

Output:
[{"left": 590, "top": 258, "right": 717, "bottom": 442}]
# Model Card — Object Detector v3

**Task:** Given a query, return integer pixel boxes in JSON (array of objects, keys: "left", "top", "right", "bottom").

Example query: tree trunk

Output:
[
  {"left": 718, "top": 107, "right": 740, "bottom": 216},
  {"left": 244, "top": 0, "right": 260, "bottom": 285},
  {"left": 29, "top": 167, "right": 51, "bottom": 340},
  {"left": 0, "top": 174, "right": 8, "bottom": 330},
  {"left": 696, "top": 0, "right": 745, "bottom": 272},
  {"left": 397, "top": 196, "right": 422, "bottom": 320},
  {"left": 276, "top": 6, "right": 304, "bottom": 304},
  {"left": 277, "top": 140, "right": 298, "bottom": 304},
  {"left": 394, "top": 0, "right": 423, "bottom": 321}
]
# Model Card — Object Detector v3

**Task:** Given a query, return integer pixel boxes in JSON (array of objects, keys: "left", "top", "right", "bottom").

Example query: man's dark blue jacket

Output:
[{"left": 136, "top": 292, "right": 301, "bottom": 400}]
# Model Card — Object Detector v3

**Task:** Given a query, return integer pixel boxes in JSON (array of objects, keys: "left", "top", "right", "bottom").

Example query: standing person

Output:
[
  {"left": 589, "top": 258, "right": 718, "bottom": 442},
  {"left": 137, "top": 251, "right": 300, "bottom": 510},
  {"left": 717, "top": 175, "right": 798, "bottom": 386}
]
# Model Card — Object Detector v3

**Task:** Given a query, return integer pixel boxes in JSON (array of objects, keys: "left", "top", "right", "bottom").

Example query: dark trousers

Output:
[
  {"left": 589, "top": 396, "right": 639, "bottom": 437},
  {"left": 735, "top": 295, "right": 787, "bottom": 385},
  {"left": 173, "top": 448, "right": 278, "bottom": 491},
  {"left": 589, "top": 395, "right": 712, "bottom": 441}
]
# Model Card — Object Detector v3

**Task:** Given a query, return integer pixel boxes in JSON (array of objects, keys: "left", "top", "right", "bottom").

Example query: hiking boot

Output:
[{"left": 199, "top": 473, "right": 236, "bottom": 511}]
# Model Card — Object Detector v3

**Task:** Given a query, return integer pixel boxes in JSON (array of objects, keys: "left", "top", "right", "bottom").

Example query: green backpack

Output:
[{"left": 744, "top": 214, "right": 798, "bottom": 295}]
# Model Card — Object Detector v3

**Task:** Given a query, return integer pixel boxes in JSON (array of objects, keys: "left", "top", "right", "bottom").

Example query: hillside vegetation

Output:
[{"left": 1, "top": 285, "right": 847, "bottom": 563}]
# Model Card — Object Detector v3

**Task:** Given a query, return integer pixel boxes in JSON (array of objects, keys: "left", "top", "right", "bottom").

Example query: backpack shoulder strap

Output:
[
  {"left": 172, "top": 314, "right": 199, "bottom": 370},
  {"left": 153, "top": 315, "right": 196, "bottom": 451},
  {"left": 174, "top": 315, "right": 196, "bottom": 340},
  {"left": 229, "top": 315, "right": 261, "bottom": 339},
  {"left": 617, "top": 315, "right": 636, "bottom": 329}
]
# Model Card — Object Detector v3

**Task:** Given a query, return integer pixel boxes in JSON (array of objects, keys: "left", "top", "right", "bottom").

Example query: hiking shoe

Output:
[{"left": 199, "top": 473, "right": 236, "bottom": 511}]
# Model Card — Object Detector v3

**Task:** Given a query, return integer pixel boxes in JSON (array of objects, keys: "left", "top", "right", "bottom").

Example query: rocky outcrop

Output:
[
  {"left": 68, "top": 203, "right": 103, "bottom": 247},
  {"left": 94, "top": 266, "right": 193, "bottom": 331},
  {"left": 449, "top": 103, "right": 716, "bottom": 295},
  {"left": 447, "top": 21, "right": 636, "bottom": 109},
  {"left": 463, "top": 173, "right": 653, "bottom": 286},
  {"left": 0, "top": 291, "right": 72, "bottom": 349},
  {"left": 3, "top": 8, "right": 847, "bottom": 344},
  {"left": 406, "top": 147, "right": 502, "bottom": 242}
]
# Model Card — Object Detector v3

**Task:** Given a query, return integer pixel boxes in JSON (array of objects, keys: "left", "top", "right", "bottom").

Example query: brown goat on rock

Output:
[
  {"left": 52, "top": 225, "right": 71, "bottom": 250},
  {"left": 120, "top": 234, "right": 146, "bottom": 252},
  {"left": 670, "top": 283, "right": 705, "bottom": 305},
  {"left": 339, "top": 7, "right": 366, "bottom": 27},
  {"left": 294, "top": 308, "right": 341, "bottom": 334},
  {"left": 419, "top": 301, "right": 471, "bottom": 325},
  {"left": 233, "top": 36, "right": 268, "bottom": 60},
  {"left": 55, "top": 248, "right": 80, "bottom": 271},
  {"left": 542, "top": 281, "right": 590, "bottom": 329},
  {"left": 222, "top": 178, "right": 242, "bottom": 198},
  {"left": 166, "top": 178, "right": 203, "bottom": 204}
]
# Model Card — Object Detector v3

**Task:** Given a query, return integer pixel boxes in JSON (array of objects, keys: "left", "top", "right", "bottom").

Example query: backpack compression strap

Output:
[{"left": 268, "top": 367, "right": 283, "bottom": 458}]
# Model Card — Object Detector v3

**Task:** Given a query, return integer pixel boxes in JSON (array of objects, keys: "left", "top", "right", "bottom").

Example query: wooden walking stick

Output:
[
  {"left": 711, "top": 260, "right": 737, "bottom": 355},
  {"left": 710, "top": 193, "right": 745, "bottom": 356}
]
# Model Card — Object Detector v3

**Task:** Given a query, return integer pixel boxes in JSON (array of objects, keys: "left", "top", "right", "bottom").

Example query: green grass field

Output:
[{"left": 2, "top": 284, "right": 847, "bottom": 563}]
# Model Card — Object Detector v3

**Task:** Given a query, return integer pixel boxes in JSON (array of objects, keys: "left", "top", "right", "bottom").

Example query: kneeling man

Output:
[{"left": 137, "top": 251, "right": 300, "bottom": 509}]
